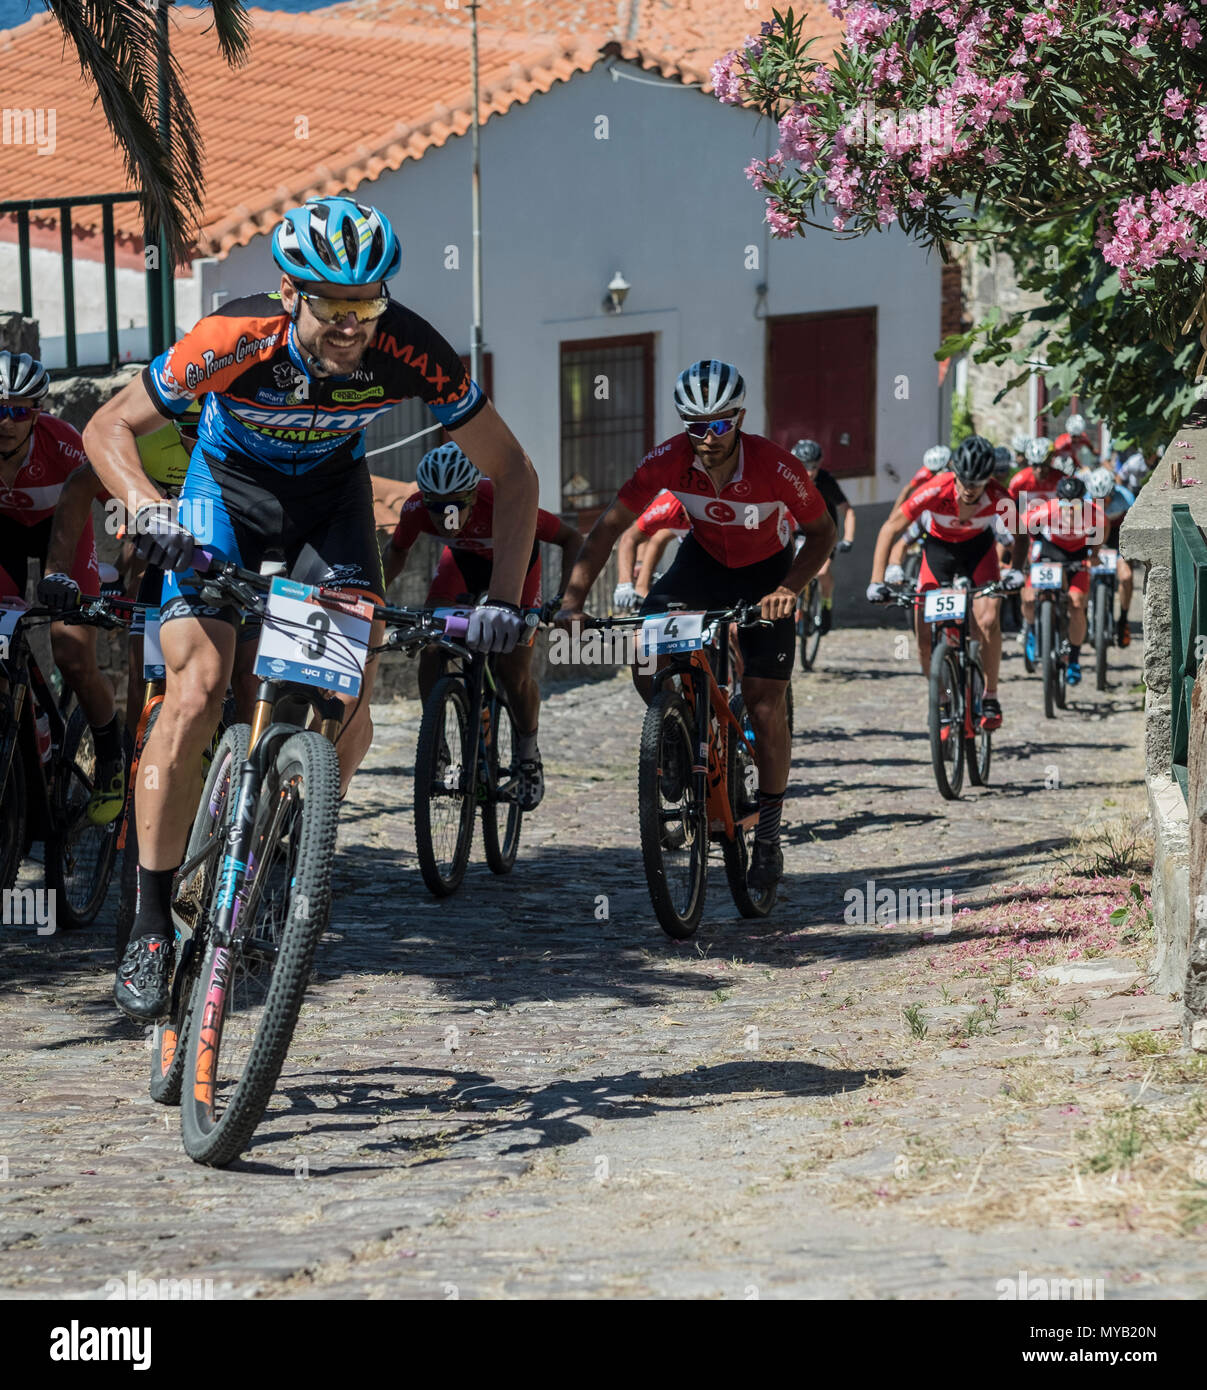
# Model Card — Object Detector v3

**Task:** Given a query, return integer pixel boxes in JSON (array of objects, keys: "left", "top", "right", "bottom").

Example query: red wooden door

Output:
[{"left": 766, "top": 310, "right": 876, "bottom": 478}]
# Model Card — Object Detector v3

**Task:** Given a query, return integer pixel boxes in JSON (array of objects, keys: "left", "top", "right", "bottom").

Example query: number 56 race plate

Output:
[
  {"left": 922, "top": 589, "right": 967, "bottom": 623},
  {"left": 253, "top": 578, "right": 373, "bottom": 696}
]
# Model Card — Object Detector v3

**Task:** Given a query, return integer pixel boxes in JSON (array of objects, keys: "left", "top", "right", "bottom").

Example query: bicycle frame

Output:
[
  {"left": 650, "top": 620, "right": 751, "bottom": 841},
  {"left": 0, "top": 621, "right": 71, "bottom": 842}
]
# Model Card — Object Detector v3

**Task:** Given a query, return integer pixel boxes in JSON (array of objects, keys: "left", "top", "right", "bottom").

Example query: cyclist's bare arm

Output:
[
  {"left": 45, "top": 462, "right": 108, "bottom": 576},
  {"left": 616, "top": 518, "right": 642, "bottom": 586},
  {"left": 839, "top": 501, "right": 856, "bottom": 545},
  {"left": 81, "top": 376, "right": 173, "bottom": 517},
  {"left": 382, "top": 536, "right": 411, "bottom": 589},
  {"left": 872, "top": 503, "right": 913, "bottom": 582},
  {"left": 559, "top": 498, "right": 638, "bottom": 611},
  {"left": 446, "top": 401, "right": 538, "bottom": 606},
  {"left": 551, "top": 519, "right": 583, "bottom": 594},
  {"left": 778, "top": 510, "right": 836, "bottom": 604},
  {"left": 635, "top": 528, "right": 676, "bottom": 597}
]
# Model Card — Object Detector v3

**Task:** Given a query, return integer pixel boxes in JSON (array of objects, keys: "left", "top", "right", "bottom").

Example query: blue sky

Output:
[{"left": 0, "top": 0, "right": 336, "bottom": 28}]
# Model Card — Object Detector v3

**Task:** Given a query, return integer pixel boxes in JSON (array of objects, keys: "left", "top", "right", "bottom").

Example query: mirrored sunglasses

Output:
[
  {"left": 298, "top": 288, "right": 389, "bottom": 323},
  {"left": 683, "top": 416, "right": 737, "bottom": 439},
  {"left": 0, "top": 405, "right": 34, "bottom": 421}
]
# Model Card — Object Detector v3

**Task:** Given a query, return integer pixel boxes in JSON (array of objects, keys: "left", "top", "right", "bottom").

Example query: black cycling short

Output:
[
  {"left": 639, "top": 533, "right": 795, "bottom": 680},
  {"left": 1106, "top": 519, "right": 1122, "bottom": 550},
  {"left": 161, "top": 448, "right": 384, "bottom": 626},
  {"left": 921, "top": 530, "right": 996, "bottom": 587},
  {"left": 1032, "top": 537, "right": 1089, "bottom": 566}
]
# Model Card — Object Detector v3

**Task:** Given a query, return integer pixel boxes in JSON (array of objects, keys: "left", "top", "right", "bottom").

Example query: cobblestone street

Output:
[{"left": 3, "top": 623, "right": 1203, "bottom": 1300}]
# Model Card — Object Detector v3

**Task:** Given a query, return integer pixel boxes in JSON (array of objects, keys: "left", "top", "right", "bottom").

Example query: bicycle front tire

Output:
[{"left": 638, "top": 689, "right": 708, "bottom": 939}]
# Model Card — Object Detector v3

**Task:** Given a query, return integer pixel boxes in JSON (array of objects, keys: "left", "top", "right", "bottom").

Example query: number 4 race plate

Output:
[
  {"left": 254, "top": 578, "right": 373, "bottom": 696},
  {"left": 922, "top": 589, "right": 967, "bottom": 623},
  {"left": 640, "top": 611, "right": 705, "bottom": 657}
]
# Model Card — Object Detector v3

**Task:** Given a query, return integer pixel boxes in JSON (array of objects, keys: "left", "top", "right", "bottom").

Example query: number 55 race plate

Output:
[
  {"left": 922, "top": 589, "right": 967, "bottom": 623},
  {"left": 253, "top": 578, "right": 374, "bottom": 696}
]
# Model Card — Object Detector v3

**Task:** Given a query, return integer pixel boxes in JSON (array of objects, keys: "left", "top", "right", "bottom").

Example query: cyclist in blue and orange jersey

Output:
[
  {"left": 556, "top": 359, "right": 836, "bottom": 891},
  {"left": 383, "top": 443, "right": 582, "bottom": 810},
  {"left": 790, "top": 439, "right": 855, "bottom": 635},
  {"left": 84, "top": 197, "right": 539, "bottom": 1022},
  {"left": 1084, "top": 465, "right": 1136, "bottom": 648},
  {"left": 869, "top": 435, "right": 1026, "bottom": 731},
  {"left": 0, "top": 351, "right": 127, "bottom": 826},
  {"left": 883, "top": 444, "right": 950, "bottom": 584},
  {"left": 614, "top": 490, "right": 690, "bottom": 611},
  {"left": 1011, "top": 474, "right": 1107, "bottom": 687}
]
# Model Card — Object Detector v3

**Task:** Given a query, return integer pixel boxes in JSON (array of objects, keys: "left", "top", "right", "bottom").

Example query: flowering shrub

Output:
[{"left": 715, "top": 2, "right": 1207, "bottom": 444}]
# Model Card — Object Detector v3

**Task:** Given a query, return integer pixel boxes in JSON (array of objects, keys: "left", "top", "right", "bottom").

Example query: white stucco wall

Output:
[{"left": 197, "top": 59, "right": 942, "bottom": 506}]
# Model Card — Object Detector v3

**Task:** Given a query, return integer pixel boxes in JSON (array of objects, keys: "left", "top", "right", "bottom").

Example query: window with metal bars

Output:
[{"left": 560, "top": 334, "right": 654, "bottom": 519}]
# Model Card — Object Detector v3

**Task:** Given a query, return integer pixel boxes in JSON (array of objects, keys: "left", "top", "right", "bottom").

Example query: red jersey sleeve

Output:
[
  {"left": 535, "top": 507, "right": 564, "bottom": 544},
  {"left": 636, "top": 492, "right": 688, "bottom": 537},
  {"left": 616, "top": 443, "right": 678, "bottom": 517},
  {"left": 774, "top": 452, "right": 826, "bottom": 529},
  {"left": 390, "top": 495, "right": 432, "bottom": 551},
  {"left": 901, "top": 479, "right": 944, "bottom": 523}
]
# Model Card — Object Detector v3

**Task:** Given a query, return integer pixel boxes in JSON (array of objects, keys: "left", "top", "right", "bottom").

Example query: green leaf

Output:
[{"left": 1108, "top": 907, "right": 1129, "bottom": 925}]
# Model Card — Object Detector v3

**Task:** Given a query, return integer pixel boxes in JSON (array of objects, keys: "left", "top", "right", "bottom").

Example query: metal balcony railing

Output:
[{"left": 0, "top": 193, "right": 167, "bottom": 372}]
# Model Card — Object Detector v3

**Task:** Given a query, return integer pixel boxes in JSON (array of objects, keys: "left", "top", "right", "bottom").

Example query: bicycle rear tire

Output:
[
  {"left": 965, "top": 651, "right": 992, "bottom": 787},
  {"left": 800, "top": 582, "right": 823, "bottom": 670},
  {"left": 722, "top": 694, "right": 775, "bottom": 917},
  {"left": 929, "top": 639, "right": 964, "bottom": 800},
  {"left": 179, "top": 731, "right": 338, "bottom": 1167},
  {"left": 638, "top": 689, "right": 708, "bottom": 939},
  {"left": 0, "top": 747, "right": 26, "bottom": 896},
  {"left": 481, "top": 691, "right": 523, "bottom": 874},
  {"left": 1040, "top": 601, "right": 1057, "bottom": 719},
  {"left": 1094, "top": 582, "right": 1111, "bottom": 692},
  {"left": 414, "top": 676, "right": 475, "bottom": 897},
  {"left": 46, "top": 707, "right": 120, "bottom": 929}
]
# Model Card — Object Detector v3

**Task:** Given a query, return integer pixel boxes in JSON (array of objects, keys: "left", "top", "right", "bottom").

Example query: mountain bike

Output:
[
  {"left": 884, "top": 579, "right": 1009, "bottom": 800},
  {"left": 1086, "top": 547, "right": 1117, "bottom": 692},
  {"left": 1030, "top": 557, "right": 1088, "bottom": 718},
  {"left": 0, "top": 595, "right": 127, "bottom": 928},
  {"left": 403, "top": 601, "right": 551, "bottom": 897},
  {"left": 591, "top": 602, "right": 777, "bottom": 939},
  {"left": 796, "top": 577, "right": 824, "bottom": 670},
  {"left": 144, "top": 550, "right": 409, "bottom": 1166}
]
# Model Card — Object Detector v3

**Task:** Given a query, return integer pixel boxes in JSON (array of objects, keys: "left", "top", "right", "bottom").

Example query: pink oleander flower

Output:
[
  {"left": 1183, "top": 17, "right": 1203, "bottom": 46},
  {"left": 1164, "top": 88, "right": 1191, "bottom": 121},
  {"left": 710, "top": 53, "right": 743, "bottom": 105},
  {"left": 813, "top": 67, "right": 834, "bottom": 95},
  {"left": 1066, "top": 123, "right": 1094, "bottom": 167},
  {"left": 984, "top": 144, "right": 1003, "bottom": 165},
  {"left": 766, "top": 201, "right": 800, "bottom": 238}
]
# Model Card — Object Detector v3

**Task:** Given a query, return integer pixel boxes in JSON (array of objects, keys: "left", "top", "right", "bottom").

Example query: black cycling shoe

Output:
[
  {"left": 747, "top": 839, "right": 783, "bottom": 891},
  {"left": 515, "top": 756, "right": 544, "bottom": 811},
  {"left": 819, "top": 605, "right": 833, "bottom": 636},
  {"left": 114, "top": 935, "right": 174, "bottom": 1022}
]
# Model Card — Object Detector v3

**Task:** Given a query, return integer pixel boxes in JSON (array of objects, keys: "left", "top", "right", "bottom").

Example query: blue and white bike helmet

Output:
[{"left": 273, "top": 197, "right": 402, "bottom": 285}]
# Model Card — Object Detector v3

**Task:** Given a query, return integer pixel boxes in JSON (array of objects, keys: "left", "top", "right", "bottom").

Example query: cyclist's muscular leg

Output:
[
  {"left": 1118, "top": 557, "right": 1133, "bottom": 612},
  {"left": 137, "top": 616, "right": 236, "bottom": 870},
  {"left": 496, "top": 643, "right": 539, "bottom": 733},
  {"left": 971, "top": 595, "right": 1003, "bottom": 689},
  {"left": 742, "top": 676, "right": 791, "bottom": 791},
  {"left": 818, "top": 555, "right": 835, "bottom": 601},
  {"left": 914, "top": 606, "right": 933, "bottom": 675},
  {"left": 1068, "top": 589, "right": 1088, "bottom": 646},
  {"left": 50, "top": 621, "right": 115, "bottom": 727}
]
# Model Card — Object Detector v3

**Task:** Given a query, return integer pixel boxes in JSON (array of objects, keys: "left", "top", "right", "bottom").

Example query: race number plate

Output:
[
  {"left": 922, "top": 589, "right": 967, "bottom": 624},
  {"left": 640, "top": 611, "right": 705, "bottom": 657},
  {"left": 142, "top": 608, "right": 165, "bottom": 680},
  {"left": 1091, "top": 548, "right": 1118, "bottom": 575},
  {"left": 1030, "top": 562, "right": 1064, "bottom": 590},
  {"left": 253, "top": 578, "right": 373, "bottom": 696},
  {"left": 0, "top": 597, "right": 25, "bottom": 662}
]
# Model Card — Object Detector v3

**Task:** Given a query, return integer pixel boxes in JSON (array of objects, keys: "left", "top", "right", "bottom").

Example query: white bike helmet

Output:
[
  {"left": 0, "top": 350, "right": 50, "bottom": 402},
  {"left": 1024, "top": 436, "right": 1053, "bottom": 466},
  {"left": 415, "top": 442, "right": 481, "bottom": 495},
  {"left": 1010, "top": 431, "right": 1030, "bottom": 454},
  {"left": 792, "top": 439, "right": 822, "bottom": 464},
  {"left": 1066, "top": 413, "right": 1086, "bottom": 435},
  {"left": 1086, "top": 466, "right": 1115, "bottom": 499},
  {"left": 923, "top": 444, "right": 951, "bottom": 472},
  {"left": 673, "top": 359, "right": 746, "bottom": 418}
]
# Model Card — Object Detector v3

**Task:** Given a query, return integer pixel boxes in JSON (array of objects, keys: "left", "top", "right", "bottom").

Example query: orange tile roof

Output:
[{"left": 0, "top": 1, "right": 841, "bottom": 258}]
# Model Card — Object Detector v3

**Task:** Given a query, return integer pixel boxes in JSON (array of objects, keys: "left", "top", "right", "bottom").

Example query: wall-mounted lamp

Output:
[{"left": 603, "top": 270, "right": 630, "bottom": 314}]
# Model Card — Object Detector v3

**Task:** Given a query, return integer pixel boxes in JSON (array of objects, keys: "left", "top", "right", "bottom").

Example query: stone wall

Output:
[
  {"left": 1119, "top": 403, "right": 1207, "bottom": 1047},
  {"left": 960, "top": 246, "right": 1045, "bottom": 445}
]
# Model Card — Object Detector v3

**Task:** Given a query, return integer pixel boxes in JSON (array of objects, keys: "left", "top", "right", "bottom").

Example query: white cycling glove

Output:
[
  {"left": 884, "top": 563, "right": 905, "bottom": 584},
  {"left": 1001, "top": 568, "right": 1026, "bottom": 592},
  {"left": 613, "top": 581, "right": 637, "bottom": 612},
  {"left": 466, "top": 599, "right": 524, "bottom": 654},
  {"left": 867, "top": 582, "right": 892, "bottom": 603}
]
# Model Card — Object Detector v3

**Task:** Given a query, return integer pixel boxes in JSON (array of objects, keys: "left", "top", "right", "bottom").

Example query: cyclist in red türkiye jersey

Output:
[
  {"left": 555, "top": 359, "right": 835, "bottom": 892},
  {"left": 613, "top": 491, "right": 690, "bottom": 610},
  {"left": 869, "top": 435, "right": 1026, "bottom": 731}
]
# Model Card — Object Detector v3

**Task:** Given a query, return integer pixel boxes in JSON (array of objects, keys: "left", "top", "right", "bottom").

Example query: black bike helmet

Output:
[
  {"left": 1056, "top": 474, "right": 1086, "bottom": 501},
  {"left": 951, "top": 434, "right": 995, "bottom": 484}
]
